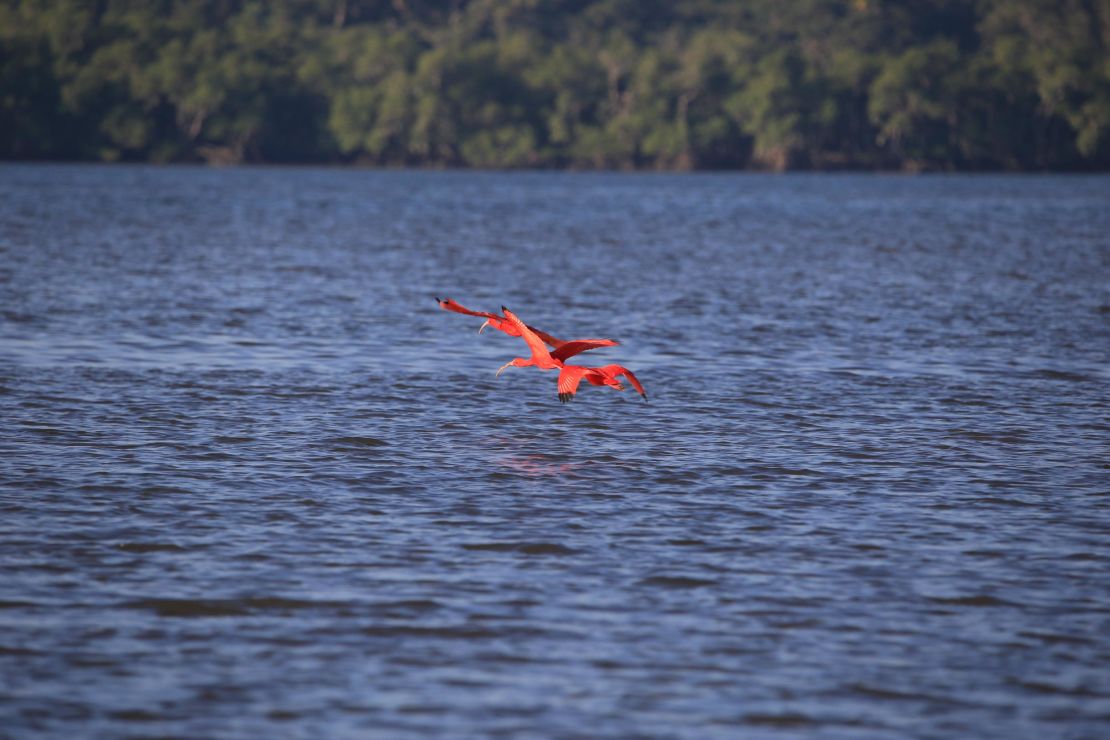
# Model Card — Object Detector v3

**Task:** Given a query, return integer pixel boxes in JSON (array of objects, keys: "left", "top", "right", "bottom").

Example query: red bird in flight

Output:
[
  {"left": 435, "top": 298, "right": 647, "bottom": 403},
  {"left": 499, "top": 306, "right": 648, "bottom": 403},
  {"left": 436, "top": 297, "right": 617, "bottom": 358},
  {"left": 556, "top": 363, "right": 648, "bottom": 403}
]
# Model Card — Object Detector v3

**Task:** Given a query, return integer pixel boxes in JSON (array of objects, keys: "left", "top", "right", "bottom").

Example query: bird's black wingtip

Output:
[{"left": 501, "top": 305, "right": 509, "bottom": 313}]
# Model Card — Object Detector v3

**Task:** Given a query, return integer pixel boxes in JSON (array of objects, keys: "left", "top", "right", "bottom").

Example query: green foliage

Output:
[
  {"left": 1, "top": 0, "right": 1107, "bottom": 168},
  {"left": 868, "top": 40, "right": 962, "bottom": 168},
  {"left": 979, "top": 0, "right": 1110, "bottom": 162}
]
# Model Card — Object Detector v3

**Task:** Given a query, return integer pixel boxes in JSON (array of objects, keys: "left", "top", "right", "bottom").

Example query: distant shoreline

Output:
[
  {"left": 3, "top": 160, "right": 1108, "bottom": 174},
  {"left": 5, "top": 2, "right": 1107, "bottom": 173}
]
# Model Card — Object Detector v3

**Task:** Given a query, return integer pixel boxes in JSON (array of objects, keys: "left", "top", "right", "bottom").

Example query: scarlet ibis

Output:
[
  {"left": 498, "top": 306, "right": 648, "bottom": 403},
  {"left": 557, "top": 363, "right": 648, "bottom": 403},
  {"left": 435, "top": 297, "right": 522, "bottom": 337},
  {"left": 495, "top": 305, "right": 570, "bottom": 375},
  {"left": 436, "top": 297, "right": 617, "bottom": 357}
]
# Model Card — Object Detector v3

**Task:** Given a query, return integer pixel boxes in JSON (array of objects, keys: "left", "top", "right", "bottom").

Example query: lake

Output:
[{"left": 1, "top": 165, "right": 1108, "bottom": 737}]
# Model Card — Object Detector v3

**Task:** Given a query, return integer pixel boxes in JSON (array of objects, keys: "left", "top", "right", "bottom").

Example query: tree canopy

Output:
[{"left": 2, "top": 0, "right": 1108, "bottom": 169}]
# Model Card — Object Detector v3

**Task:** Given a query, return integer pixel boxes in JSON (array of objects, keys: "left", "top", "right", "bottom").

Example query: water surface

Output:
[{"left": 1, "top": 166, "right": 1108, "bottom": 737}]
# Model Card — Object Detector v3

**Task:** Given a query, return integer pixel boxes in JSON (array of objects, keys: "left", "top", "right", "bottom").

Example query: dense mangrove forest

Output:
[{"left": 2, "top": 0, "right": 1108, "bottom": 169}]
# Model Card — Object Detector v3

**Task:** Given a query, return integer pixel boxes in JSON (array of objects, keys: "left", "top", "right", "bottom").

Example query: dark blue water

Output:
[{"left": 2, "top": 165, "right": 1108, "bottom": 738}]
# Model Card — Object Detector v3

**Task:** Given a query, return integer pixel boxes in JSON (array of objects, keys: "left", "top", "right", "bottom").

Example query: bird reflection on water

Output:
[{"left": 494, "top": 452, "right": 577, "bottom": 478}]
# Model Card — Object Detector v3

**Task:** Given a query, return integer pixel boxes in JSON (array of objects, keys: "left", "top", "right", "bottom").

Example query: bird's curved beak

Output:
[
  {"left": 478, "top": 320, "right": 490, "bottom": 334},
  {"left": 495, "top": 362, "right": 512, "bottom": 377}
]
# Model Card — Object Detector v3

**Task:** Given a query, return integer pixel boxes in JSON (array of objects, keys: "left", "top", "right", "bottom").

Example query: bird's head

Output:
[{"left": 495, "top": 358, "right": 529, "bottom": 377}]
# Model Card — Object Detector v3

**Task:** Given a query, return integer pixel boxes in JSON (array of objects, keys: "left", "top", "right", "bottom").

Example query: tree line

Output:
[{"left": 2, "top": 0, "right": 1108, "bottom": 170}]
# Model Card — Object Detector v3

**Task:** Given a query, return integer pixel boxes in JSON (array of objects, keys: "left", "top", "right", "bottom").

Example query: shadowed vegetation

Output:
[{"left": 2, "top": 0, "right": 1108, "bottom": 169}]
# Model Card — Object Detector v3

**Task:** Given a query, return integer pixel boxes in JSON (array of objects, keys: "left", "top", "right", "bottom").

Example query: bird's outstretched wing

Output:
[
  {"left": 557, "top": 365, "right": 590, "bottom": 403},
  {"left": 550, "top": 338, "right": 619, "bottom": 363},
  {"left": 501, "top": 306, "right": 558, "bottom": 366},
  {"left": 597, "top": 364, "right": 648, "bottom": 401},
  {"left": 437, "top": 297, "right": 572, "bottom": 346},
  {"left": 528, "top": 325, "right": 568, "bottom": 348},
  {"left": 435, "top": 297, "right": 501, "bottom": 321}
]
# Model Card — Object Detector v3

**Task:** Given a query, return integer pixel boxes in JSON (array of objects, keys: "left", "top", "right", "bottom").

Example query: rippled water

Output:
[{"left": 2, "top": 165, "right": 1108, "bottom": 737}]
